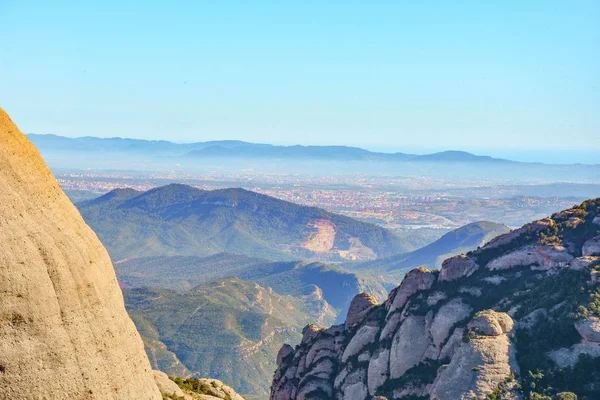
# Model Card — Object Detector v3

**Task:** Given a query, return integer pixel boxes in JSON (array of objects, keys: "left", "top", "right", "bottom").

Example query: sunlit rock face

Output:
[
  {"left": 0, "top": 108, "right": 160, "bottom": 399},
  {"left": 270, "top": 199, "right": 600, "bottom": 400}
]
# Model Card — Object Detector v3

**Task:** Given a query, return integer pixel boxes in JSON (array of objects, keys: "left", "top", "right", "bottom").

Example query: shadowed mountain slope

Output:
[
  {"left": 116, "top": 254, "right": 387, "bottom": 323},
  {"left": 357, "top": 221, "right": 510, "bottom": 281}
]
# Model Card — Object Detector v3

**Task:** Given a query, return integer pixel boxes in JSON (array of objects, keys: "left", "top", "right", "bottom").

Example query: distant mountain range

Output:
[
  {"left": 28, "top": 133, "right": 515, "bottom": 163},
  {"left": 77, "top": 184, "right": 410, "bottom": 262}
]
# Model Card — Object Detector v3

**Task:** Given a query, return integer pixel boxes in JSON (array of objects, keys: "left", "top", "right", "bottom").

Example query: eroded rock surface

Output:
[
  {"left": 270, "top": 202, "right": 600, "bottom": 399},
  {"left": 487, "top": 244, "right": 573, "bottom": 271},
  {"left": 440, "top": 255, "right": 479, "bottom": 281},
  {"left": 0, "top": 108, "right": 160, "bottom": 398},
  {"left": 345, "top": 292, "right": 378, "bottom": 330}
]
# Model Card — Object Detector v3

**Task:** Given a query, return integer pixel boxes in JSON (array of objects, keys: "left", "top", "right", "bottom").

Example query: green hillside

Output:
[
  {"left": 116, "top": 254, "right": 387, "bottom": 323},
  {"left": 115, "top": 253, "right": 269, "bottom": 290},
  {"left": 78, "top": 184, "right": 409, "bottom": 262},
  {"left": 124, "top": 278, "right": 337, "bottom": 398}
]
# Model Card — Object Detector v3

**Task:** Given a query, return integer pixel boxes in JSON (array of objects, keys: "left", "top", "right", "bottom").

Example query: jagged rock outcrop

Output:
[
  {"left": 270, "top": 199, "right": 600, "bottom": 399},
  {"left": 485, "top": 218, "right": 555, "bottom": 250},
  {"left": 0, "top": 108, "right": 161, "bottom": 398},
  {"left": 487, "top": 244, "right": 573, "bottom": 271},
  {"left": 387, "top": 267, "right": 435, "bottom": 314},
  {"left": 429, "top": 312, "right": 518, "bottom": 400},
  {"left": 439, "top": 255, "right": 478, "bottom": 281},
  {"left": 345, "top": 293, "right": 379, "bottom": 329}
]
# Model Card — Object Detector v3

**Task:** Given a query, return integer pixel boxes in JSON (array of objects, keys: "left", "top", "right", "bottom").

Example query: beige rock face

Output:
[
  {"left": 191, "top": 379, "right": 246, "bottom": 400},
  {"left": 154, "top": 370, "right": 191, "bottom": 400},
  {"left": 468, "top": 310, "right": 514, "bottom": 336},
  {"left": 390, "top": 316, "right": 429, "bottom": 379},
  {"left": 486, "top": 244, "right": 573, "bottom": 271},
  {"left": 0, "top": 108, "right": 160, "bottom": 399},
  {"left": 429, "top": 313, "right": 517, "bottom": 400},
  {"left": 387, "top": 267, "right": 435, "bottom": 314},
  {"left": 440, "top": 255, "right": 479, "bottom": 281},
  {"left": 345, "top": 292, "right": 378, "bottom": 330},
  {"left": 342, "top": 325, "right": 379, "bottom": 362},
  {"left": 430, "top": 299, "right": 472, "bottom": 348},
  {"left": 575, "top": 317, "right": 600, "bottom": 342},
  {"left": 484, "top": 218, "right": 554, "bottom": 250}
]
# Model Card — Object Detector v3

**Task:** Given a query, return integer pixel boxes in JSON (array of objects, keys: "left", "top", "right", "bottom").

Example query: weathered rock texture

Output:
[
  {"left": 270, "top": 199, "right": 600, "bottom": 400},
  {"left": 0, "top": 108, "right": 160, "bottom": 399}
]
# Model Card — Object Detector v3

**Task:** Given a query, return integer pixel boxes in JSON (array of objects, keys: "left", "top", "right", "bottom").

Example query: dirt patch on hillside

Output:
[{"left": 303, "top": 219, "right": 336, "bottom": 253}]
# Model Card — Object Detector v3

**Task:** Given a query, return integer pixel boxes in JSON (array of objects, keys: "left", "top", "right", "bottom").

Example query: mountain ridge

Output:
[
  {"left": 28, "top": 133, "right": 529, "bottom": 164},
  {"left": 270, "top": 198, "right": 600, "bottom": 400},
  {"left": 77, "top": 184, "right": 410, "bottom": 262}
]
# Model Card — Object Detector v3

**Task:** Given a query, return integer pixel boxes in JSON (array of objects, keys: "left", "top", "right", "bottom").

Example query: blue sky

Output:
[{"left": 1, "top": 1, "right": 598, "bottom": 161}]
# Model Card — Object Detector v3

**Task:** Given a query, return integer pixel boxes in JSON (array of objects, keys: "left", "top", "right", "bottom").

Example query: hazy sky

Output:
[{"left": 1, "top": 1, "right": 598, "bottom": 158}]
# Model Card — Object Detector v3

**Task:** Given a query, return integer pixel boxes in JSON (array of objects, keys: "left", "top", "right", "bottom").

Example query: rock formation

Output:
[
  {"left": 270, "top": 199, "right": 600, "bottom": 399},
  {"left": 0, "top": 108, "right": 160, "bottom": 399}
]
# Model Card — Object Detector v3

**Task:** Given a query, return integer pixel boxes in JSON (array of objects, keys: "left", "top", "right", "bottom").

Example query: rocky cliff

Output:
[
  {"left": 270, "top": 199, "right": 600, "bottom": 399},
  {"left": 0, "top": 108, "right": 162, "bottom": 399}
]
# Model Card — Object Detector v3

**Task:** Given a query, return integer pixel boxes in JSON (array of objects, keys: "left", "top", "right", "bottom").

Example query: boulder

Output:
[
  {"left": 440, "top": 328, "right": 465, "bottom": 360},
  {"left": 484, "top": 218, "right": 554, "bottom": 250},
  {"left": 302, "top": 324, "right": 322, "bottom": 343},
  {"left": 153, "top": 371, "right": 191, "bottom": 400},
  {"left": 346, "top": 292, "right": 378, "bottom": 330},
  {"left": 429, "top": 329, "right": 518, "bottom": 399},
  {"left": 583, "top": 236, "right": 600, "bottom": 257},
  {"left": 440, "top": 255, "right": 479, "bottom": 281},
  {"left": 339, "top": 370, "right": 369, "bottom": 400},
  {"left": 468, "top": 310, "right": 514, "bottom": 336},
  {"left": 306, "top": 336, "right": 338, "bottom": 367},
  {"left": 575, "top": 317, "right": 600, "bottom": 342},
  {"left": 296, "top": 378, "right": 333, "bottom": 400},
  {"left": 593, "top": 216, "right": 600, "bottom": 226},
  {"left": 380, "top": 311, "right": 403, "bottom": 340},
  {"left": 487, "top": 244, "right": 573, "bottom": 271},
  {"left": 387, "top": 268, "right": 436, "bottom": 314}
]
